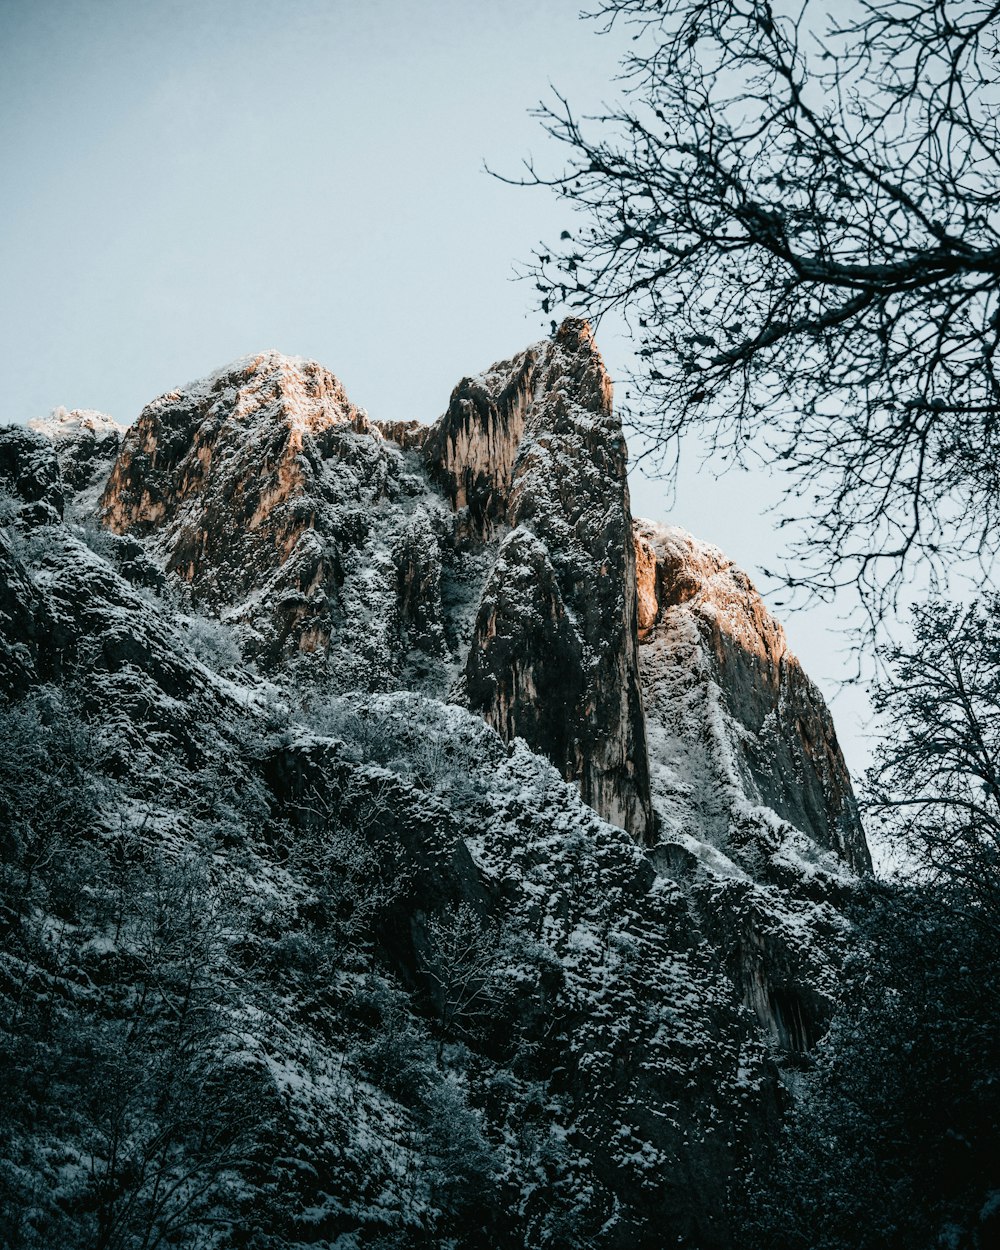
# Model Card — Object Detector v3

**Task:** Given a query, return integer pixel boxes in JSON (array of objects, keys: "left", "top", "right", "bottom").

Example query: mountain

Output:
[
  {"left": 98, "top": 322, "right": 653, "bottom": 841},
  {"left": 0, "top": 321, "right": 869, "bottom": 1248}
]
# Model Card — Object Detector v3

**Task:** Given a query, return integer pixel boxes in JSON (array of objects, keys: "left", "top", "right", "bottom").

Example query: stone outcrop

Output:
[
  {"left": 455, "top": 320, "right": 653, "bottom": 841},
  {"left": 417, "top": 347, "right": 535, "bottom": 536},
  {"left": 0, "top": 529, "right": 52, "bottom": 694},
  {"left": 634, "top": 521, "right": 868, "bottom": 873},
  {"left": 96, "top": 324, "right": 654, "bottom": 840},
  {"left": 89, "top": 323, "right": 861, "bottom": 861},
  {"left": 0, "top": 423, "right": 64, "bottom": 521},
  {"left": 28, "top": 408, "right": 124, "bottom": 498},
  {"left": 633, "top": 521, "right": 868, "bottom": 1060},
  {"left": 99, "top": 352, "right": 449, "bottom": 674},
  {"left": 100, "top": 351, "right": 364, "bottom": 592}
]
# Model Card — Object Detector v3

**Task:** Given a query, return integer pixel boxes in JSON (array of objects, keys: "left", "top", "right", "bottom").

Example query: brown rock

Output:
[{"left": 100, "top": 352, "right": 445, "bottom": 673}]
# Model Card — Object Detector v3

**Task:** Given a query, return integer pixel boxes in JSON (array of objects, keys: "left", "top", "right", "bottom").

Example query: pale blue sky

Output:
[{"left": 0, "top": 0, "right": 875, "bottom": 775}]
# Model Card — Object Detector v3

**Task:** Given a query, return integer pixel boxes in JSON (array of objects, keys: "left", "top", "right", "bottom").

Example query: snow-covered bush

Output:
[
  {"left": 0, "top": 688, "right": 112, "bottom": 927},
  {"left": 0, "top": 484, "right": 17, "bottom": 528},
  {"left": 181, "top": 612, "right": 243, "bottom": 673},
  {"left": 76, "top": 516, "right": 116, "bottom": 561},
  {"left": 299, "top": 693, "right": 493, "bottom": 802}
]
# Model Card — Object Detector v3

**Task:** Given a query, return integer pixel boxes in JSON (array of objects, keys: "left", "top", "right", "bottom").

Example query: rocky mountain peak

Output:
[
  {"left": 22, "top": 408, "right": 125, "bottom": 503},
  {"left": 98, "top": 352, "right": 381, "bottom": 641},
  {"left": 454, "top": 319, "right": 652, "bottom": 839},
  {"left": 100, "top": 350, "right": 365, "bottom": 525},
  {"left": 212, "top": 351, "right": 365, "bottom": 439},
  {"left": 635, "top": 522, "right": 788, "bottom": 651},
  {"left": 90, "top": 321, "right": 864, "bottom": 867},
  {"left": 93, "top": 320, "right": 656, "bottom": 839},
  {"left": 635, "top": 522, "right": 869, "bottom": 873},
  {"left": 418, "top": 316, "right": 614, "bottom": 539},
  {"left": 0, "top": 320, "right": 879, "bottom": 1247},
  {"left": 28, "top": 406, "right": 123, "bottom": 442}
]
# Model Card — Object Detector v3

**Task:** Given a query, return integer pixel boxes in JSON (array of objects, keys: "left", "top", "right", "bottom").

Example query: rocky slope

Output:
[
  {"left": 0, "top": 320, "right": 872, "bottom": 1248},
  {"left": 0, "top": 432, "right": 776, "bottom": 1248}
]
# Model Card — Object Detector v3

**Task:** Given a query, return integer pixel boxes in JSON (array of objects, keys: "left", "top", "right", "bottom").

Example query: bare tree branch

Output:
[{"left": 508, "top": 0, "right": 1000, "bottom": 620}]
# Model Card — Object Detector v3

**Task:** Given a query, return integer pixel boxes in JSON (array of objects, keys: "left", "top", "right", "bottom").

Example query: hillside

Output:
[{"left": 0, "top": 321, "right": 869, "bottom": 1249}]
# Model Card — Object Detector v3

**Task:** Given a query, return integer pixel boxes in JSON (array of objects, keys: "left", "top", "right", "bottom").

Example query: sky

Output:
[{"left": 0, "top": 0, "right": 877, "bottom": 779}]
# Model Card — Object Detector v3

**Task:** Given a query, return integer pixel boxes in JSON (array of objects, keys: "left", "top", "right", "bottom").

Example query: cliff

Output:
[
  {"left": 98, "top": 323, "right": 653, "bottom": 840},
  {"left": 90, "top": 321, "right": 868, "bottom": 1058},
  {"left": 0, "top": 320, "right": 873, "bottom": 1248},
  {"left": 443, "top": 320, "right": 652, "bottom": 841},
  {"left": 634, "top": 521, "right": 868, "bottom": 874},
  {"left": 0, "top": 427, "right": 776, "bottom": 1248}
]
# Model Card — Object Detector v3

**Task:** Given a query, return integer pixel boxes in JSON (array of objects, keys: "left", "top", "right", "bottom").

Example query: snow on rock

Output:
[
  {"left": 27, "top": 407, "right": 125, "bottom": 499},
  {"left": 458, "top": 320, "right": 653, "bottom": 842},
  {"left": 634, "top": 520, "right": 867, "bottom": 872},
  {"left": 24, "top": 329, "right": 872, "bottom": 1067},
  {"left": 0, "top": 527, "right": 52, "bottom": 693},
  {"left": 634, "top": 519, "right": 868, "bottom": 1056},
  {"left": 99, "top": 351, "right": 452, "bottom": 681},
  {"left": 97, "top": 324, "right": 653, "bottom": 840},
  {"left": 270, "top": 690, "right": 781, "bottom": 1246},
  {"left": 0, "top": 422, "right": 65, "bottom": 519},
  {"left": 0, "top": 329, "right": 879, "bottom": 1245}
]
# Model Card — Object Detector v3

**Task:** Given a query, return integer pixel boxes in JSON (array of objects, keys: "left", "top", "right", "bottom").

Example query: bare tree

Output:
[
  {"left": 507, "top": 0, "right": 1000, "bottom": 615},
  {"left": 867, "top": 595, "right": 1000, "bottom": 931},
  {"left": 421, "top": 903, "right": 510, "bottom": 1048},
  {"left": 284, "top": 776, "right": 411, "bottom": 951}
]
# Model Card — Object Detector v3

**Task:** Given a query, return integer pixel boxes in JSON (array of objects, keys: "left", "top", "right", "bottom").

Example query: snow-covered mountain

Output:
[{"left": 0, "top": 321, "right": 870, "bottom": 1248}]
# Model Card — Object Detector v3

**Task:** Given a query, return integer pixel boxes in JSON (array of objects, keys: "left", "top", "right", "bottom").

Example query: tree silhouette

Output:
[{"left": 509, "top": 0, "right": 1000, "bottom": 614}]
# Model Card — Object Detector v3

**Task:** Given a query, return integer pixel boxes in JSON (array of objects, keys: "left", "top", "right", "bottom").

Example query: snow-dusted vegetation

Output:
[{"left": 0, "top": 514, "right": 772, "bottom": 1247}]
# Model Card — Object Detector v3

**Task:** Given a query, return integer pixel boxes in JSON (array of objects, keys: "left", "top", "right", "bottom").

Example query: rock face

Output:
[
  {"left": 446, "top": 321, "right": 653, "bottom": 842},
  {"left": 0, "top": 429, "right": 64, "bottom": 692},
  {"left": 0, "top": 436, "right": 778, "bottom": 1247},
  {"left": 27, "top": 408, "right": 124, "bottom": 500},
  {"left": 0, "top": 423, "right": 64, "bottom": 520},
  {"left": 634, "top": 521, "right": 868, "bottom": 873},
  {"left": 0, "top": 529, "right": 52, "bottom": 694},
  {"left": 99, "top": 352, "right": 417, "bottom": 671},
  {"left": 419, "top": 345, "right": 536, "bottom": 535},
  {"left": 0, "top": 319, "right": 875, "bottom": 1248},
  {"left": 98, "top": 324, "right": 653, "bottom": 840},
  {"left": 633, "top": 521, "right": 868, "bottom": 1058}
]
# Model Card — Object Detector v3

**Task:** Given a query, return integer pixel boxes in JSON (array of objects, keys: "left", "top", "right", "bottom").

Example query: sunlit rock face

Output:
[
  {"left": 634, "top": 521, "right": 868, "bottom": 872},
  {"left": 100, "top": 352, "right": 450, "bottom": 676},
  {"left": 100, "top": 352, "right": 362, "bottom": 584},
  {"left": 98, "top": 325, "right": 653, "bottom": 839},
  {"left": 453, "top": 320, "right": 653, "bottom": 842},
  {"left": 419, "top": 346, "right": 536, "bottom": 537}
]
